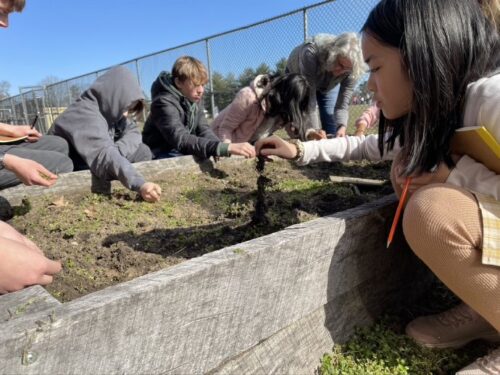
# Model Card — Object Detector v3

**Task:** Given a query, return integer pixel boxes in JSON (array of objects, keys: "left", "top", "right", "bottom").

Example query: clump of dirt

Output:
[{"left": 9, "top": 158, "right": 392, "bottom": 302}]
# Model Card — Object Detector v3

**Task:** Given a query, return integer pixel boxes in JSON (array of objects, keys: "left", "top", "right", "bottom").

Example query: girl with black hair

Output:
[
  {"left": 256, "top": 0, "right": 500, "bottom": 372},
  {"left": 211, "top": 73, "right": 317, "bottom": 144}
]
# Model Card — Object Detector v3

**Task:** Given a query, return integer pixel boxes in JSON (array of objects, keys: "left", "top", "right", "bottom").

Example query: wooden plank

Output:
[
  {"left": 0, "top": 195, "right": 429, "bottom": 374},
  {"left": 0, "top": 285, "right": 60, "bottom": 323},
  {"left": 329, "top": 175, "right": 388, "bottom": 186}
]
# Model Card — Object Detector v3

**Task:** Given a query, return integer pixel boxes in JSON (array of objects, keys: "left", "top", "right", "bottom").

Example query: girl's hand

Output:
[
  {"left": 354, "top": 120, "right": 368, "bottom": 137},
  {"left": 306, "top": 130, "right": 327, "bottom": 140},
  {"left": 392, "top": 156, "right": 454, "bottom": 195},
  {"left": 255, "top": 135, "right": 297, "bottom": 160},
  {"left": 228, "top": 142, "right": 255, "bottom": 158},
  {"left": 140, "top": 182, "right": 162, "bottom": 203},
  {"left": 336, "top": 125, "right": 347, "bottom": 137}
]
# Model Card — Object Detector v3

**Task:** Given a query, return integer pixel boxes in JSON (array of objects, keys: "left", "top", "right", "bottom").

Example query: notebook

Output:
[
  {"left": 0, "top": 135, "right": 28, "bottom": 144},
  {"left": 450, "top": 126, "right": 500, "bottom": 174}
]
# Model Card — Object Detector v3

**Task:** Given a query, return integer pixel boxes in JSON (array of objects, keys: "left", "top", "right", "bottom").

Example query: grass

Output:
[{"left": 318, "top": 283, "right": 497, "bottom": 375}]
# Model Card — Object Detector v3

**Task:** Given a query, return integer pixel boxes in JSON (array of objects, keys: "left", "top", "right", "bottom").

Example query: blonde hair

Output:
[
  {"left": 479, "top": 0, "right": 500, "bottom": 29},
  {"left": 5, "top": 0, "right": 25, "bottom": 12},
  {"left": 312, "top": 32, "right": 366, "bottom": 81},
  {"left": 171, "top": 56, "right": 208, "bottom": 86}
]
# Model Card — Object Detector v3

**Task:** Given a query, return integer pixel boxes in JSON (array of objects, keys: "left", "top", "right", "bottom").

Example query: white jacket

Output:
[{"left": 298, "top": 74, "right": 500, "bottom": 200}]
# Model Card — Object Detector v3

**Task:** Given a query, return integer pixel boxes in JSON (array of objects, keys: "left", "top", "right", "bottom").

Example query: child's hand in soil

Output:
[
  {"left": 0, "top": 221, "right": 41, "bottom": 253},
  {"left": 228, "top": 142, "right": 256, "bottom": 159},
  {"left": 0, "top": 236, "right": 61, "bottom": 294},
  {"left": 255, "top": 135, "right": 297, "bottom": 160},
  {"left": 140, "top": 182, "right": 162, "bottom": 203}
]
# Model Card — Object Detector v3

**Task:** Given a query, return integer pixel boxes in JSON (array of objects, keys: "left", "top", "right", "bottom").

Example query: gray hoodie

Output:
[{"left": 50, "top": 66, "right": 146, "bottom": 191}]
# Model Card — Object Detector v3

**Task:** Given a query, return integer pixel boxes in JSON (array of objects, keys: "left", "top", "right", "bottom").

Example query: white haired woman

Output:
[{"left": 286, "top": 32, "right": 365, "bottom": 137}]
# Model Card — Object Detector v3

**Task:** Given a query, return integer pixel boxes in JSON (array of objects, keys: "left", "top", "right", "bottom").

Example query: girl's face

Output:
[{"left": 362, "top": 33, "right": 413, "bottom": 120}]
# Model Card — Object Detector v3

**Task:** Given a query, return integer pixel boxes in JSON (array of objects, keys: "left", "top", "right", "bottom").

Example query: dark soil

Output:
[{"left": 9, "top": 158, "right": 392, "bottom": 302}]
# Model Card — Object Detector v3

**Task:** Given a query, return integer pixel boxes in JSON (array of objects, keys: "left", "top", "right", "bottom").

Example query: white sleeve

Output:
[
  {"left": 297, "top": 134, "right": 400, "bottom": 165},
  {"left": 447, "top": 155, "right": 500, "bottom": 200}
]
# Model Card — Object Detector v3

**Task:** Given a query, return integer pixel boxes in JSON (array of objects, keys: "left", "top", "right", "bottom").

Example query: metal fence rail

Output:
[{"left": 0, "top": 0, "right": 378, "bottom": 131}]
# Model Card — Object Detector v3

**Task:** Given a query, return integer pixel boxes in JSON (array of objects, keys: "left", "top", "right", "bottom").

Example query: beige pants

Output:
[{"left": 391, "top": 162, "right": 500, "bottom": 330}]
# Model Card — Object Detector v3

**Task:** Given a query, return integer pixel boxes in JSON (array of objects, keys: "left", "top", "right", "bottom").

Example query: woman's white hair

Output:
[{"left": 311, "top": 32, "right": 366, "bottom": 80}]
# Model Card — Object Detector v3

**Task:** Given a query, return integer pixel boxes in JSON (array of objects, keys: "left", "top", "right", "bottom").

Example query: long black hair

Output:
[
  {"left": 260, "top": 73, "right": 310, "bottom": 131},
  {"left": 362, "top": 0, "right": 500, "bottom": 175}
]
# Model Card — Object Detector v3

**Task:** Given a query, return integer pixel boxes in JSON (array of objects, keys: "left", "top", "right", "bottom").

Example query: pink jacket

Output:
[
  {"left": 355, "top": 104, "right": 380, "bottom": 129},
  {"left": 211, "top": 75, "right": 268, "bottom": 143}
]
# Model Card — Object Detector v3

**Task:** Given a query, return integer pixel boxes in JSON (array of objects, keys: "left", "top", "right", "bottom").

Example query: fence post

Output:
[
  {"left": 205, "top": 38, "right": 216, "bottom": 119},
  {"left": 303, "top": 8, "right": 308, "bottom": 42},
  {"left": 19, "top": 89, "right": 29, "bottom": 125},
  {"left": 9, "top": 97, "right": 16, "bottom": 124},
  {"left": 134, "top": 59, "right": 147, "bottom": 122}
]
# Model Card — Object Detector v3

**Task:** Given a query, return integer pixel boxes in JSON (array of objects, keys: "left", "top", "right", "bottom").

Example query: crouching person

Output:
[
  {"left": 49, "top": 66, "right": 161, "bottom": 202},
  {"left": 143, "top": 56, "right": 255, "bottom": 160}
]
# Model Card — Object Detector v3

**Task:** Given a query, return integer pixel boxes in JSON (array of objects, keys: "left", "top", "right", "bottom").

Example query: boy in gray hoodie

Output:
[{"left": 49, "top": 66, "right": 161, "bottom": 202}]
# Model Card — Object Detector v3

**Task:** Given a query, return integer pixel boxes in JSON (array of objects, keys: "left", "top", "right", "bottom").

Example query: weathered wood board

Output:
[{"left": 0, "top": 194, "right": 430, "bottom": 374}]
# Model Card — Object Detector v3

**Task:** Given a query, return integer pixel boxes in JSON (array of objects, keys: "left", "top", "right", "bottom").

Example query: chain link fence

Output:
[{"left": 0, "top": 0, "right": 378, "bottom": 132}]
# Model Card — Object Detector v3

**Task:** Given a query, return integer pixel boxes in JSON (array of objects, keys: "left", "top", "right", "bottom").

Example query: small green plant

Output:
[{"left": 319, "top": 316, "right": 494, "bottom": 375}]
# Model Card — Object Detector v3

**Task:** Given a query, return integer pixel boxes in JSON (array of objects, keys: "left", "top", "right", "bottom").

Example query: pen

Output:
[
  {"left": 387, "top": 176, "right": 412, "bottom": 248},
  {"left": 30, "top": 115, "right": 39, "bottom": 129}
]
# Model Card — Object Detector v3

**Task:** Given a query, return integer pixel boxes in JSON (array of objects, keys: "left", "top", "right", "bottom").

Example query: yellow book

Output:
[{"left": 451, "top": 126, "right": 500, "bottom": 174}]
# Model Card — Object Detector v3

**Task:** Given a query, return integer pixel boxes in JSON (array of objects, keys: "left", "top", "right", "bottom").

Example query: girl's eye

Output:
[{"left": 369, "top": 67, "right": 380, "bottom": 73}]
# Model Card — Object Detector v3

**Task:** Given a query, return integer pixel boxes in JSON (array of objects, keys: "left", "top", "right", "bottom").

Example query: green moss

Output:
[{"left": 319, "top": 315, "right": 495, "bottom": 374}]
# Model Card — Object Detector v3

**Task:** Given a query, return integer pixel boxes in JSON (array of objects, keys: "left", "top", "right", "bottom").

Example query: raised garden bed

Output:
[
  {"left": 0, "top": 156, "right": 431, "bottom": 374},
  {"left": 8, "top": 157, "right": 392, "bottom": 301}
]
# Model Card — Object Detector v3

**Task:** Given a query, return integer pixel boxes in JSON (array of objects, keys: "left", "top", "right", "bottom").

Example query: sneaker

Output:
[
  {"left": 456, "top": 347, "right": 500, "bottom": 374},
  {"left": 405, "top": 303, "right": 500, "bottom": 348}
]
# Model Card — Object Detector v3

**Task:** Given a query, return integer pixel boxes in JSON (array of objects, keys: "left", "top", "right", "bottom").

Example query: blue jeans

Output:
[
  {"left": 317, "top": 86, "right": 340, "bottom": 135},
  {"left": 151, "top": 148, "right": 184, "bottom": 159}
]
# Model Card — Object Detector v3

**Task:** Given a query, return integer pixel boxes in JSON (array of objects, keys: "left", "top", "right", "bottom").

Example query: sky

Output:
[
  {"left": 0, "top": 0, "right": 375, "bottom": 96},
  {"left": 0, "top": 0, "right": 317, "bottom": 94}
]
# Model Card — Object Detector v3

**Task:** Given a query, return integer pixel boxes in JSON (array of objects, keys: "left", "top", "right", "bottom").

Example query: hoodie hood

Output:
[
  {"left": 150, "top": 71, "right": 181, "bottom": 102},
  {"left": 53, "top": 66, "right": 144, "bottom": 132},
  {"left": 84, "top": 66, "right": 145, "bottom": 124},
  {"left": 150, "top": 71, "right": 199, "bottom": 133}
]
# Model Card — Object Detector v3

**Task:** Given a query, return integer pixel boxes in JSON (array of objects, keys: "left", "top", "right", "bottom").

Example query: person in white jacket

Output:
[{"left": 256, "top": 0, "right": 500, "bottom": 373}]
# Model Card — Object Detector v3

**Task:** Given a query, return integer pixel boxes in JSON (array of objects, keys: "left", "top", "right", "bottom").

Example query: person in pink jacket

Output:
[
  {"left": 211, "top": 73, "right": 323, "bottom": 144},
  {"left": 354, "top": 103, "right": 380, "bottom": 136}
]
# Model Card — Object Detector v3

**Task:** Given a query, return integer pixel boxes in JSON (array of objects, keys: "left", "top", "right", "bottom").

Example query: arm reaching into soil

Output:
[
  {"left": 228, "top": 142, "right": 256, "bottom": 158},
  {"left": 255, "top": 135, "right": 298, "bottom": 159},
  {"left": 140, "top": 182, "right": 162, "bottom": 203},
  {"left": 256, "top": 134, "right": 399, "bottom": 165},
  {"left": 0, "top": 223, "right": 61, "bottom": 294}
]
